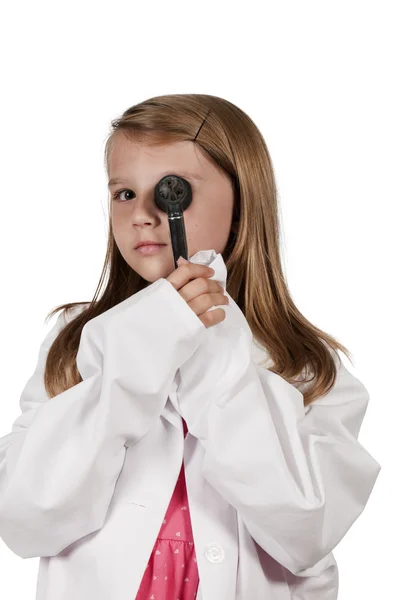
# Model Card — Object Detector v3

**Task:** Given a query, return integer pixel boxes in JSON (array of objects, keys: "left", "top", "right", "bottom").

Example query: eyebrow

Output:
[{"left": 108, "top": 171, "right": 204, "bottom": 188}]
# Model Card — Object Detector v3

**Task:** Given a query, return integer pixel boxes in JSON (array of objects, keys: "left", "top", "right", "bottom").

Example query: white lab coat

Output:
[{"left": 0, "top": 249, "right": 381, "bottom": 600}]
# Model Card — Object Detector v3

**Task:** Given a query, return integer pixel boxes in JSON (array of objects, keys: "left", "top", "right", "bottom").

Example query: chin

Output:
[
  {"left": 135, "top": 264, "right": 173, "bottom": 285},
  {"left": 120, "top": 247, "right": 175, "bottom": 284}
]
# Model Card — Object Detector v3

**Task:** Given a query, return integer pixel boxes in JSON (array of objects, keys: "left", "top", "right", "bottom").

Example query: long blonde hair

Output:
[{"left": 44, "top": 93, "right": 352, "bottom": 406}]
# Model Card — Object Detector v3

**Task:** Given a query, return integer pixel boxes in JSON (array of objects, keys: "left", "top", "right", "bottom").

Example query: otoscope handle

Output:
[{"left": 168, "top": 211, "right": 189, "bottom": 269}]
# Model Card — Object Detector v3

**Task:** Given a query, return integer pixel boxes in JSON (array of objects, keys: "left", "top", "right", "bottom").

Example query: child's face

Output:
[{"left": 108, "top": 134, "right": 235, "bottom": 284}]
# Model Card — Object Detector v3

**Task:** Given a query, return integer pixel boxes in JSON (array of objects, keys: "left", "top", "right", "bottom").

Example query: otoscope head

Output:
[{"left": 154, "top": 175, "right": 193, "bottom": 217}]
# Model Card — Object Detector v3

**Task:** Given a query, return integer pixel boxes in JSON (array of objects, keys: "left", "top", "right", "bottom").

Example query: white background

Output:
[{"left": 0, "top": 1, "right": 394, "bottom": 598}]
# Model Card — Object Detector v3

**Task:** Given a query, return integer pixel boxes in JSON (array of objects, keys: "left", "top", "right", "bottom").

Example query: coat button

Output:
[{"left": 204, "top": 543, "right": 225, "bottom": 563}]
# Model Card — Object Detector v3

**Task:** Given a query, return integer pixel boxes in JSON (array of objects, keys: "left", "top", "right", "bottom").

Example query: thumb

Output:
[{"left": 177, "top": 256, "right": 189, "bottom": 266}]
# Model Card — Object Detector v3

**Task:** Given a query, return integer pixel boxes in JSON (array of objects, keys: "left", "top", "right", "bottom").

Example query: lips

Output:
[
  {"left": 135, "top": 244, "right": 167, "bottom": 256},
  {"left": 135, "top": 241, "right": 167, "bottom": 249}
]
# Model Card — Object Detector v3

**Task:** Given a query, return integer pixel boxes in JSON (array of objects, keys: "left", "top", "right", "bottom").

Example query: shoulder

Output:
[
  {"left": 251, "top": 339, "right": 363, "bottom": 400},
  {"left": 63, "top": 302, "right": 91, "bottom": 325},
  {"left": 48, "top": 303, "right": 91, "bottom": 334}
]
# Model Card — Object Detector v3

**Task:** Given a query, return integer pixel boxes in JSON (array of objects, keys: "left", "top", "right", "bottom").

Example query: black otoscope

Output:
[{"left": 154, "top": 175, "right": 193, "bottom": 270}]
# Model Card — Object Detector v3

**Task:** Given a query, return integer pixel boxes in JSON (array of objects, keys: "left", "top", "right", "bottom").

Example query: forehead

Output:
[{"left": 107, "top": 134, "right": 214, "bottom": 179}]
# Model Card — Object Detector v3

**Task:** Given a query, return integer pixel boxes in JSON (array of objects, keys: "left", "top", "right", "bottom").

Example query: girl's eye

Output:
[{"left": 113, "top": 189, "right": 136, "bottom": 202}]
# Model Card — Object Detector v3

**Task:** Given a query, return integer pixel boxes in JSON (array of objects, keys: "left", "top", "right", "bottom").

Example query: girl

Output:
[{"left": 0, "top": 94, "right": 381, "bottom": 600}]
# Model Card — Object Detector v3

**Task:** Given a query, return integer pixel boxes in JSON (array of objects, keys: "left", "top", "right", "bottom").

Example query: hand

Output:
[{"left": 166, "top": 257, "right": 229, "bottom": 329}]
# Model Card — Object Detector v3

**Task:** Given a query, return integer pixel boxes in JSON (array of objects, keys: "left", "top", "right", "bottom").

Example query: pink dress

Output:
[{"left": 134, "top": 419, "right": 200, "bottom": 600}]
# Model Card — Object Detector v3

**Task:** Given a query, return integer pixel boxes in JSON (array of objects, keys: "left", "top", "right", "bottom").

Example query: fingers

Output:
[
  {"left": 199, "top": 307, "right": 227, "bottom": 328},
  {"left": 178, "top": 278, "right": 224, "bottom": 304},
  {"left": 167, "top": 262, "right": 215, "bottom": 292},
  {"left": 188, "top": 292, "right": 229, "bottom": 315},
  {"left": 166, "top": 259, "right": 228, "bottom": 330}
]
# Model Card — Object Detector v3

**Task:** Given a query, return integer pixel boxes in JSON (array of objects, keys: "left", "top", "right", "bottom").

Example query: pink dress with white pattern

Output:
[{"left": 134, "top": 419, "right": 200, "bottom": 600}]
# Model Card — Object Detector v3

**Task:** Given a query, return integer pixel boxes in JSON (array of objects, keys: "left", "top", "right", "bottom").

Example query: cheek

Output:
[
  {"left": 186, "top": 206, "right": 229, "bottom": 236},
  {"left": 111, "top": 205, "right": 127, "bottom": 228},
  {"left": 184, "top": 216, "right": 222, "bottom": 248},
  {"left": 182, "top": 200, "right": 233, "bottom": 255},
  {"left": 111, "top": 211, "right": 126, "bottom": 243}
]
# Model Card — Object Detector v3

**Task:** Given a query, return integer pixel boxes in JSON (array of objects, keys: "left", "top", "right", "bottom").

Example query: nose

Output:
[{"left": 129, "top": 190, "right": 164, "bottom": 226}]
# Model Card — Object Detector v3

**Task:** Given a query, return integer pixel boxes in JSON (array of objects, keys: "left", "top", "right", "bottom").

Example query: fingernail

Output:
[{"left": 177, "top": 256, "right": 189, "bottom": 265}]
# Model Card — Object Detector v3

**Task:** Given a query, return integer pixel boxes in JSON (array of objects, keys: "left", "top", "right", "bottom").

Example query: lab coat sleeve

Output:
[
  {"left": 0, "top": 278, "right": 206, "bottom": 559},
  {"left": 173, "top": 326, "right": 382, "bottom": 577}
]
